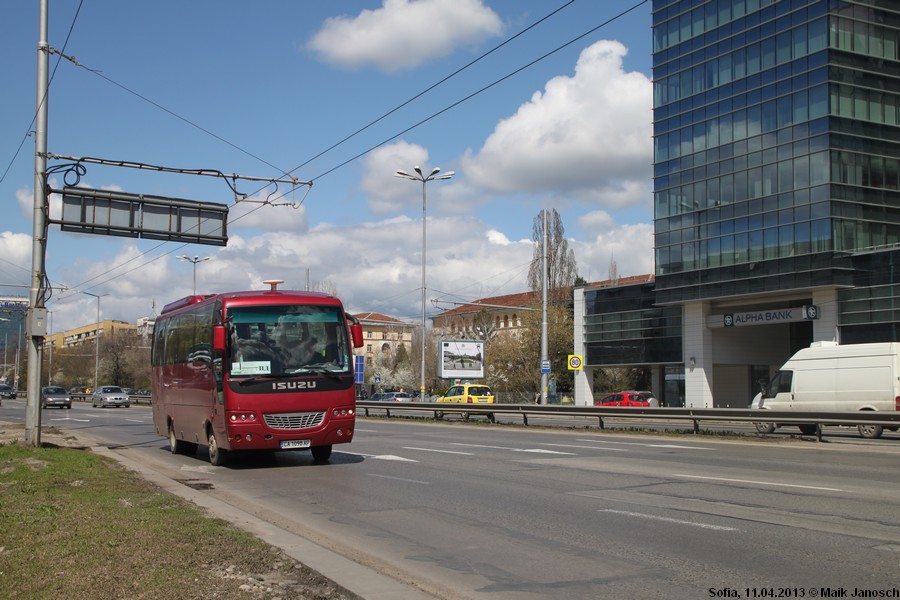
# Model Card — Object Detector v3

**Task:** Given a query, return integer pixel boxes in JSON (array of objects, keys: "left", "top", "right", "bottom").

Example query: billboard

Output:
[{"left": 437, "top": 339, "right": 484, "bottom": 380}]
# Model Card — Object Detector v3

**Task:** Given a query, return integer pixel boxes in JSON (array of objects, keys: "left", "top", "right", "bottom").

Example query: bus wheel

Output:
[
  {"left": 311, "top": 445, "right": 332, "bottom": 462},
  {"left": 754, "top": 422, "right": 776, "bottom": 434},
  {"left": 797, "top": 424, "right": 818, "bottom": 435},
  {"left": 169, "top": 424, "right": 186, "bottom": 454},
  {"left": 169, "top": 424, "right": 197, "bottom": 455},
  {"left": 858, "top": 424, "right": 883, "bottom": 439},
  {"left": 207, "top": 430, "right": 228, "bottom": 466}
]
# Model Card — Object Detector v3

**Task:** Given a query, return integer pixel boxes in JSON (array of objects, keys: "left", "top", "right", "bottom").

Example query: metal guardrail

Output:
[
  {"left": 63, "top": 394, "right": 900, "bottom": 439},
  {"left": 356, "top": 401, "right": 900, "bottom": 440},
  {"left": 71, "top": 393, "right": 152, "bottom": 405}
]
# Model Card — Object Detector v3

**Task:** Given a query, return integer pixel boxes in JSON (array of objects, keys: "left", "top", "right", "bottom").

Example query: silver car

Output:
[
  {"left": 41, "top": 386, "right": 72, "bottom": 409},
  {"left": 91, "top": 385, "right": 131, "bottom": 408}
]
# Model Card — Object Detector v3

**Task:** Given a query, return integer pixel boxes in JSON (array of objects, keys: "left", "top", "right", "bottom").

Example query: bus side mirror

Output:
[
  {"left": 213, "top": 325, "right": 226, "bottom": 353},
  {"left": 350, "top": 322, "right": 363, "bottom": 348}
]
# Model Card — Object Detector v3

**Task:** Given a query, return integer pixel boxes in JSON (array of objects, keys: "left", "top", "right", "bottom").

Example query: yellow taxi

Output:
[{"left": 435, "top": 383, "right": 495, "bottom": 422}]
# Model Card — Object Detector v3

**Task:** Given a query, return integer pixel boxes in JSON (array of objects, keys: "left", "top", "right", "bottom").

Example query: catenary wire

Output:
[
  {"left": 45, "top": 1, "right": 648, "bottom": 301},
  {"left": 0, "top": 0, "right": 84, "bottom": 186},
  {"left": 44, "top": 1, "right": 587, "bottom": 296}
]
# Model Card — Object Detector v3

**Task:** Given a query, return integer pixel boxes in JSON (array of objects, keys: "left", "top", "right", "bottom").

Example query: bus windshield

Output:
[{"left": 227, "top": 304, "right": 350, "bottom": 377}]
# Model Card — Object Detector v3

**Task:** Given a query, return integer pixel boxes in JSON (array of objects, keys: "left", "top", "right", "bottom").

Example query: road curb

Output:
[{"left": 92, "top": 445, "right": 436, "bottom": 600}]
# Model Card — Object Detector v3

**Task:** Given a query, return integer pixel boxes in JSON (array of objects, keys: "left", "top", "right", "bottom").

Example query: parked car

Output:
[
  {"left": 0, "top": 384, "right": 16, "bottom": 402},
  {"left": 369, "top": 391, "right": 412, "bottom": 402},
  {"left": 41, "top": 386, "right": 72, "bottom": 409},
  {"left": 435, "top": 384, "right": 495, "bottom": 422},
  {"left": 69, "top": 386, "right": 90, "bottom": 396},
  {"left": 91, "top": 386, "right": 131, "bottom": 408},
  {"left": 595, "top": 391, "right": 659, "bottom": 407}
]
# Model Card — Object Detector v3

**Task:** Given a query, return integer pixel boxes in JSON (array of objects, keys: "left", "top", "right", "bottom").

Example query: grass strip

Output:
[{"left": 0, "top": 438, "right": 354, "bottom": 599}]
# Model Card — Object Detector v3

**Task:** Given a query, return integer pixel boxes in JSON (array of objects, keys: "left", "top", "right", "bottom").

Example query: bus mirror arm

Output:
[{"left": 213, "top": 325, "right": 227, "bottom": 353}]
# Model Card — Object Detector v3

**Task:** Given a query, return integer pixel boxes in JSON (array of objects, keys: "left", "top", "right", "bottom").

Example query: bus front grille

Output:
[{"left": 264, "top": 411, "right": 326, "bottom": 430}]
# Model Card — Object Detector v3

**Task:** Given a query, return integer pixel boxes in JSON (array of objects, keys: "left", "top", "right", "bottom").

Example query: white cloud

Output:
[
  {"left": 461, "top": 40, "right": 653, "bottom": 209},
  {"left": 227, "top": 189, "right": 309, "bottom": 233},
  {"left": 0, "top": 231, "right": 32, "bottom": 284},
  {"left": 574, "top": 221, "right": 655, "bottom": 283},
  {"left": 577, "top": 210, "right": 615, "bottom": 231},
  {"left": 307, "top": 0, "right": 503, "bottom": 72},
  {"left": 359, "top": 141, "right": 460, "bottom": 217}
]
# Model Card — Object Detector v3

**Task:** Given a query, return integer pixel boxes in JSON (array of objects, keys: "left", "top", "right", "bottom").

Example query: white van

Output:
[{"left": 751, "top": 341, "right": 900, "bottom": 438}]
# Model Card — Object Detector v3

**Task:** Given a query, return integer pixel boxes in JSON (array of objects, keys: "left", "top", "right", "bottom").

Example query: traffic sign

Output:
[
  {"left": 354, "top": 355, "right": 365, "bottom": 384},
  {"left": 567, "top": 355, "right": 583, "bottom": 371},
  {"left": 541, "top": 359, "right": 551, "bottom": 374}
]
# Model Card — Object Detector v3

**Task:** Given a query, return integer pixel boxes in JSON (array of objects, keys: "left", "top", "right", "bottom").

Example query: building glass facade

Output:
[
  {"left": 651, "top": 0, "right": 900, "bottom": 306},
  {"left": 583, "top": 283, "right": 682, "bottom": 365}
]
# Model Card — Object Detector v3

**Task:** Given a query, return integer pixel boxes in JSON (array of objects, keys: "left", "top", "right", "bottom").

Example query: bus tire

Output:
[
  {"left": 311, "top": 445, "right": 332, "bottom": 462},
  {"left": 169, "top": 423, "right": 197, "bottom": 455},
  {"left": 858, "top": 424, "right": 883, "bottom": 439},
  {"left": 207, "top": 429, "right": 228, "bottom": 466},
  {"left": 754, "top": 422, "right": 776, "bottom": 434}
]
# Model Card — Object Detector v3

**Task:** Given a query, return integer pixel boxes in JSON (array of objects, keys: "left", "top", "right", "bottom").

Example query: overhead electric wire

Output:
[
  {"left": 45, "top": 0, "right": 649, "bottom": 300},
  {"left": 47, "top": 1, "right": 584, "bottom": 296},
  {"left": 0, "top": 0, "right": 84, "bottom": 186},
  {"left": 270, "top": 0, "right": 651, "bottom": 203},
  {"left": 276, "top": 1, "right": 578, "bottom": 181}
]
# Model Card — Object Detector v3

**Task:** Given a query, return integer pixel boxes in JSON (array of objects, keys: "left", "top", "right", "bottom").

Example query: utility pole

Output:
[
  {"left": 540, "top": 209, "right": 549, "bottom": 405},
  {"left": 25, "top": 0, "right": 50, "bottom": 446}
]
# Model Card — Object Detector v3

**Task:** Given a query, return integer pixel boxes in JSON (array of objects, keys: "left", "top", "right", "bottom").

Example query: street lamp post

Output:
[
  {"left": 394, "top": 166, "right": 454, "bottom": 398},
  {"left": 0, "top": 317, "right": 8, "bottom": 384},
  {"left": 82, "top": 292, "right": 107, "bottom": 391},
  {"left": 177, "top": 255, "right": 211, "bottom": 295}
]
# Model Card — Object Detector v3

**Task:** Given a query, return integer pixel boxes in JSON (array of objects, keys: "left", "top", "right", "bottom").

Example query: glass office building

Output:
[
  {"left": 653, "top": 0, "right": 900, "bottom": 303},
  {"left": 640, "top": 0, "right": 900, "bottom": 406}
]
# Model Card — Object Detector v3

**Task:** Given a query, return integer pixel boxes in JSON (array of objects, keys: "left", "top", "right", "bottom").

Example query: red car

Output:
[{"left": 595, "top": 391, "right": 659, "bottom": 407}]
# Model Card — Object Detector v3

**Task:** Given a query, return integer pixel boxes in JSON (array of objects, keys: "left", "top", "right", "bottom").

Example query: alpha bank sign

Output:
[{"left": 709, "top": 305, "right": 818, "bottom": 328}]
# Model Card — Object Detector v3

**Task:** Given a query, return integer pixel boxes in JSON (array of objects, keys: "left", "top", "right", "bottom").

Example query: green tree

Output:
[{"left": 485, "top": 300, "right": 573, "bottom": 399}]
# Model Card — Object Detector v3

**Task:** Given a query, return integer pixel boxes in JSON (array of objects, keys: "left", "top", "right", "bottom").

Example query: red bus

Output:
[{"left": 151, "top": 282, "right": 363, "bottom": 466}]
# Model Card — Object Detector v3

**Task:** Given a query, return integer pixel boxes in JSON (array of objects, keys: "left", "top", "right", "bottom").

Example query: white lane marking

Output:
[
  {"left": 673, "top": 473, "right": 846, "bottom": 492},
  {"left": 343, "top": 452, "right": 418, "bottom": 462},
  {"left": 599, "top": 509, "right": 738, "bottom": 531},
  {"left": 450, "top": 443, "right": 575, "bottom": 455},
  {"left": 403, "top": 447, "right": 474, "bottom": 455},
  {"left": 577, "top": 439, "right": 711, "bottom": 450},
  {"left": 541, "top": 443, "right": 628, "bottom": 452},
  {"left": 368, "top": 473, "right": 431, "bottom": 485},
  {"left": 44, "top": 417, "right": 90, "bottom": 422}
]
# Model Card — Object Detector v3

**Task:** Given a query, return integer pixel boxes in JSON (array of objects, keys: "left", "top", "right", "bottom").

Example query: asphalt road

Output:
[{"left": 6, "top": 400, "right": 900, "bottom": 600}]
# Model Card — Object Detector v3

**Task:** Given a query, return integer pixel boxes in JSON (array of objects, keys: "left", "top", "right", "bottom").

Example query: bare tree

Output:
[
  {"left": 527, "top": 208, "right": 577, "bottom": 304},
  {"left": 314, "top": 279, "right": 340, "bottom": 297},
  {"left": 609, "top": 253, "right": 619, "bottom": 285}
]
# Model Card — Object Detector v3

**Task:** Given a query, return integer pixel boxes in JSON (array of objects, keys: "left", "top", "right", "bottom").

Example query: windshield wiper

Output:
[
  {"left": 285, "top": 365, "right": 346, "bottom": 379},
  {"left": 236, "top": 373, "right": 295, "bottom": 386}
]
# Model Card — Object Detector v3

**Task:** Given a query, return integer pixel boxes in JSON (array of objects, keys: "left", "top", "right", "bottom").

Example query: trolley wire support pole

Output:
[{"left": 25, "top": 0, "right": 50, "bottom": 446}]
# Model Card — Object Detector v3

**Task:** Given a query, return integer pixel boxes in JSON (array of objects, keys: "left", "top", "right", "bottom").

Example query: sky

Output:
[{"left": 0, "top": 0, "right": 655, "bottom": 334}]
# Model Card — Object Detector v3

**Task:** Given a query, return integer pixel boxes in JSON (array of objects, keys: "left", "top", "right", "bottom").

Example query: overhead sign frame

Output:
[{"left": 55, "top": 186, "right": 228, "bottom": 246}]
